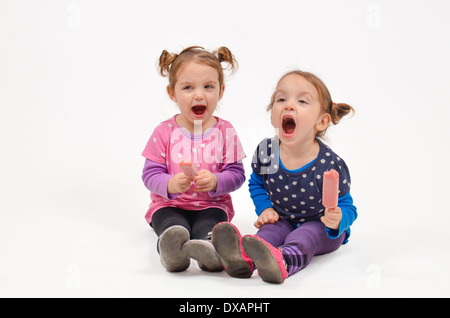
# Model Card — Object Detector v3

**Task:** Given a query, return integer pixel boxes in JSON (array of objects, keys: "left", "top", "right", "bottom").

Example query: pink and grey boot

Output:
[
  {"left": 211, "top": 222, "right": 254, "bottom": 278},
  {"left": 241, "top": 235, "right": 288, "bottom": 284}
]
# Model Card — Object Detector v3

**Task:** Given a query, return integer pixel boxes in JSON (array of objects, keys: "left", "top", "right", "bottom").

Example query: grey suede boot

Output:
[
  {"left": 158, "top": 225, "right": 191, "bottom": 272},
  {"left": 182, "top": 239, "right": 224, "bottom": 272}
]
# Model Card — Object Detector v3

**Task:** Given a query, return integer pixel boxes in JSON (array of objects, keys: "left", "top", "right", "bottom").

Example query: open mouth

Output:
[
  {"left": 192, "top": 105, "right": 207, "bottom": 117},
  {"left": 282, "top": 115, "right": 296, "bottom": 136}
]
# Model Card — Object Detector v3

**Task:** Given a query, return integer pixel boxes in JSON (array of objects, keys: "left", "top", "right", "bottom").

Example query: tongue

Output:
[
  {"left": 192, "top": 106, "right": 206, "bottom": 115},
  {"left": 283, "top": 119, "right": 296, "bottom": 134}
]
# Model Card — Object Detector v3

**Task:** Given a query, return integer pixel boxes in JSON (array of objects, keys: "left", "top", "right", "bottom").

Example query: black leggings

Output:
[{"left": 151, "top": 207, "right": 228, "bottom": 240}]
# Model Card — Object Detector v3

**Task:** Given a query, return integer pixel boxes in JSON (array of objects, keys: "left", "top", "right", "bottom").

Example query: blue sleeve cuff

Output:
[
  {"left": 248, "top": 171, "right": 274, "bottom": 216},
  {"left": 325, "top": 192, "right": 357, "bottom": 242}
]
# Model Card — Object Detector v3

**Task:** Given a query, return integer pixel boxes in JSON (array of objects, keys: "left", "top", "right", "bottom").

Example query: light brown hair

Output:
[
  {"left": 158, "top": 46, "right": 238, "bottom": 90},
  {"left": 267, "top": 70, "right": 354, "bottom": 137}
]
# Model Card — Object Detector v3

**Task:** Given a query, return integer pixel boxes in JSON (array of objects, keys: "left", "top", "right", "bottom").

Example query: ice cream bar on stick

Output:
[
  {"left": 179, "top": 161, "right": 199, "bottom": 178},
  {"left": 322, "top": 169, "right": 339, "bottom": 208}
]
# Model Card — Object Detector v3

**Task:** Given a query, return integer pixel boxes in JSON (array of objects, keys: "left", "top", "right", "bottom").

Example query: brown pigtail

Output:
[
  {"left": 214, "top": 46, "right": 238, "bottom": 74},
  {"left": 330, "top": 102, "right": 355, "bottom": 125},
  {"left": 158, "top": 50, "right": 178, "bottom": 77}
]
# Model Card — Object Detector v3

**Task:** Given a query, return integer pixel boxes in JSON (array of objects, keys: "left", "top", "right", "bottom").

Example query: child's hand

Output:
[
  {"left": 254, "top": 208, "right": 279, "bottom": 228},
  {"left": 168, "top": 173, "right": 194, "bottom": 194},
  {"left": 320, "top": 207, "right": 342, "bottom": 230},
  {"left": 193, "top": 169, "right": 218, "bottom": 192}
]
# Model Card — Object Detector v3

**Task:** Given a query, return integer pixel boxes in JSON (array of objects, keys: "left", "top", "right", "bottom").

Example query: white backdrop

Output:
[{"left": 1, "top": 0, "right": 449, "bottom": 297}]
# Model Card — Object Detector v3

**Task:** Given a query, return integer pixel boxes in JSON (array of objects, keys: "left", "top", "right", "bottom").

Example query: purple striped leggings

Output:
[{"left": 255, "top": 218, "right": 346, "bottom": 276}]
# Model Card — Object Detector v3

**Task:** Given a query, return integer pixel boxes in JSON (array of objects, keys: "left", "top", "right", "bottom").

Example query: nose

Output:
[
  {"left": 194, "top": 89, "right": 205, "bottom": 101},
  {"left": 284, "top": 99, "right": 295, "bottom": 111}
]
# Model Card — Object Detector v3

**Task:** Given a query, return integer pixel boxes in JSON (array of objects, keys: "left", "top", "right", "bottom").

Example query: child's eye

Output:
[
  {"left": 205, "top": 85, "right": 214, "bottom": 89},
  {"left": 298, "top": 99, "right": 308, "bottom": 104},
  {"left": 183, "top": 86, "right": 193, "bottom": 90},
  {"left": 277, "top": 98, "right": 286, "bottom": 102}
]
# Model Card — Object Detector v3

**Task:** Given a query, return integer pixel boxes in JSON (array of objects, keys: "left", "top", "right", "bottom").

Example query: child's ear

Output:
[
  {"left": 219, "top": 85, "right": 225, "bottom": 100},
  {"left": 315, "top": 113, "right": 331, "bottom": 133},
  {"left": 167, "top": 85, "right": 177, "bottom": 102}
]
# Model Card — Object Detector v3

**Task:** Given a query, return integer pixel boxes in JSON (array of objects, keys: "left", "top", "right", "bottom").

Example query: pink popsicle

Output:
[
  {"left": 322, "top": 169, "right": 339, "bottom": 208},
  {"left": 179, "top": 161, "right": 199, "bottom": 178}
]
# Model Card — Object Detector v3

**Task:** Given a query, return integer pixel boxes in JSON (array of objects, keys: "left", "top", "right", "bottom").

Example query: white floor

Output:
[{"left": 1, "top": 180, "right": 449, "bottom": 298}]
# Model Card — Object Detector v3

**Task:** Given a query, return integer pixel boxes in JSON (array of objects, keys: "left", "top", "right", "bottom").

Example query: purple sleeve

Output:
[
  {"left": 142, "top": 159, "right": 178, "bottom": 200},
  {"left": 209, "top": 162, "right": 246, "bottom": 197},
  {"left": 142, "top": 159, "right": 245, "bottom": 199}
]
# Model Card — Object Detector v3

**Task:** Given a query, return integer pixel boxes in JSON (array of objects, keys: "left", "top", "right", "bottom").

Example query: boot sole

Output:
[
  {"left": 242, "top": 236, "right": 284, "bottom": 284},
  {"left": 182, "top": 240, "right": 223, "bottom": 272},
  {"left": 212, "top": 223, "right": 253, "bottom": 278},
  {"left": 158, "top": 226, "right": 190, "bottom": 272}
]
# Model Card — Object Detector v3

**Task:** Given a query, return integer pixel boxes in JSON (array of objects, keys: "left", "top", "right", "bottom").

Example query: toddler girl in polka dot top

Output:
[
  {"left": 211, "top": 70, "right": 358, "bottom": 283},
  {"left": 141, "top": 46, "right": 246, "bottom": 272}
]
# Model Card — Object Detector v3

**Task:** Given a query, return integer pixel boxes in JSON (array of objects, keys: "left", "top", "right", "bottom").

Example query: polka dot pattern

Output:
[{"left": 252, "top": 137, "right": 351, "bottom": 226}]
